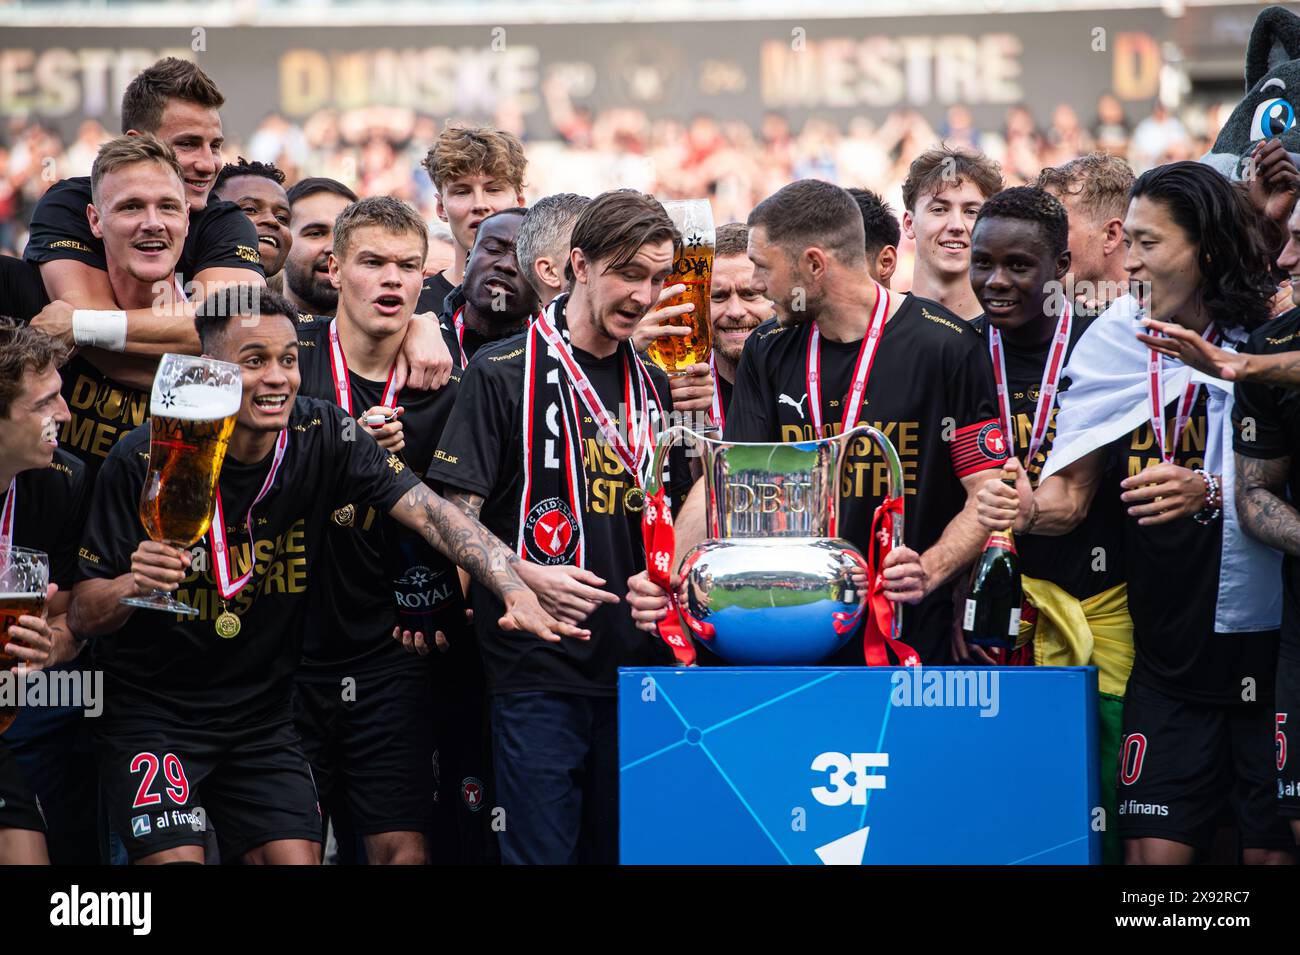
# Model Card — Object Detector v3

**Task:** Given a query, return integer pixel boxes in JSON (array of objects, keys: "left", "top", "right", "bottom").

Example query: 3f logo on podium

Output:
[{"left": 810, "top": 751, "right": 888, "bottom": 806}]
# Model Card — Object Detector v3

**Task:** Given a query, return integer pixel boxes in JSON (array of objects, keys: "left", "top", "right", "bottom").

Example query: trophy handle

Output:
[
  {"left": 645, "top": 425, "right": 705, "bottom": 497},
  {"left": 837, "top": 425, "right": 906, "bottom": 643}
]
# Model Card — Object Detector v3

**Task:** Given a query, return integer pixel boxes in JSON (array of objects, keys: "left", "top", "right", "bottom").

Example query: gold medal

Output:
[
  {"left": 215, "top": 610, "right": 242, "bottom": 639},
  {"left": 623, "top": 485, "right": 645, "bottom": 513}
]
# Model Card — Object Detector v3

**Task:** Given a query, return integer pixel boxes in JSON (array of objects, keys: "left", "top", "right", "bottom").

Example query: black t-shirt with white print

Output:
[
  {"left": 426, "top": 307, "right": 692, "bottom": 696},
  {"left": 972, "top": 313, "right": 1126, "bottom": 599},
  {"left": 725, "top": 295, "right": 1007, "bottom": 664},
  {"left": 1121, "top": 388, "right": 1277, "bottom": 705},
  {"left": 78, "top": 398, "right": 421, "bottom": 727},
  {"left": 23, "top": 177, "right": 264, "bottom": 283},
  {"left": 294, "top": 318, "right": 466, "bottom": 677},
  {"left": 1234, "top": 306, "right": 1300, "bottom": 664}
]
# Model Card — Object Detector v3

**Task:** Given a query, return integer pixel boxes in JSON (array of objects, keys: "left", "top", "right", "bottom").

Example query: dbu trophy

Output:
[{"left": 647, "top": 426, "right": 905, "bottom": 665}]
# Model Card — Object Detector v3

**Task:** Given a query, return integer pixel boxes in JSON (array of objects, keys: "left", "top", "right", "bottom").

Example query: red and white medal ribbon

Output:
[
  {"left": 452, "top": 307, "right": 469, "bottom": 367},
  {"left": 1148, "top": 323, "right": 1217, "bottom": 464},
  {"left": 708, "top": 352, "right": 724, "bottom": 430},
  {"left": 806, "top": 280, "right": 890, "bottom": 437},
  {"left": 328, "top": 320, "right": 398, "bottom": 417},
  {"left": 208, "top": 429, "right": 289, "bottom": 601},
  {"left": 534, "top": 313, "right": 657, "bottom": 488},
  {"left": 987, "top": 300, "right": 1072, "bottom": 471},
  {"left": 0, "top": 478, "right": 15, "bottom": 554}
]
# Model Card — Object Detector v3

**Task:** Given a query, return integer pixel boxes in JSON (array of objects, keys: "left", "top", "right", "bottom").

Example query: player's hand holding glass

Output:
[
  {"left": 0, "top": 546, "right": 49, "bottom": 732},
  {"left": 121, "top": 354, "right": 241, "bottom": 617}
]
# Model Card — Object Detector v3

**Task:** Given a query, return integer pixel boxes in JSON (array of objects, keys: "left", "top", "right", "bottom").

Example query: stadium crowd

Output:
[{"left": 2, "top": 53, "right": 1299, "bottom": 870}]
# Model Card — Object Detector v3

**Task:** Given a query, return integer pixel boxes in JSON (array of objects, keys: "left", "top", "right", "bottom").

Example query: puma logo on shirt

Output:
[{"left": 779, "top": 393, "right": 809, "bottom": 418}]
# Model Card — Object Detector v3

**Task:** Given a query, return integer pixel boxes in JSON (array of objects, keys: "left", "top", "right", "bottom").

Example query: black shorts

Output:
[
  {"left": 95, "top": 711, "right": 321, "bottom": 863},
  {"left": 0, "top": 741, "right": 44, "bottom": 833},
  {"left": 1273, "top": 654, "right": 1300, "bottom": 818},
  {"left": 293, "top": 663, "right": 435, "bottom": 838},
  {"left": 1117, "top": 676, "right": 1292, "bottom": 852}
]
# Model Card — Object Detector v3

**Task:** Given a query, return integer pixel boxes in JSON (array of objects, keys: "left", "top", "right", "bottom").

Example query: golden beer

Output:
[
  {"left": 0, "top": 547, "right": 49, "bottom": 734},
  {"left": 138, "top": 391, "right": 239, "bottom": 547},
  {"left": 123, "top": 355, "right": 243, "bottom": 617},
  {"left": 647, "top": 199, "right": 715, "bottom": 377}
]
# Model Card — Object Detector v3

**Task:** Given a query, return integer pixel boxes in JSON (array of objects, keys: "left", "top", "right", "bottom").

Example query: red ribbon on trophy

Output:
[
  {"left": 642, "top": 487, "right": 700, "bottom": 666},
  {"left": 858, "top": 495, "right": 920, "bottom": 667}
]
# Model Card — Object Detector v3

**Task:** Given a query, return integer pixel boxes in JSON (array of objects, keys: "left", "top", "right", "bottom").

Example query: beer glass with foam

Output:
[
  {"left": 121, "top": 354, "right": 242, "bottom": 617},
  {"left": 646, "top": 199, "right": 715, "bottom": 378},
  {"left": 0, "top": 546, "right": 49, "bottom": 733}
]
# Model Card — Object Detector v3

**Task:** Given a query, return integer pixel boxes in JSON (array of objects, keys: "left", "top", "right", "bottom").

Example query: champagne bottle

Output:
[{"left": 962, "top": 464, "right": 1023, "bottom": 651}]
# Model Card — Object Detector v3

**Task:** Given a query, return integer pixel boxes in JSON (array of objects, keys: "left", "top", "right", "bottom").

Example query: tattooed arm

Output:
[
  {"left": 388, "top": 483, "right": 586, "bottom": 642},
  {"left": 442, "top": 489, "right": 607, "bottom": 629},
  {"left": 1236, "top": 452, "right": 1300, "bottom": 557}
]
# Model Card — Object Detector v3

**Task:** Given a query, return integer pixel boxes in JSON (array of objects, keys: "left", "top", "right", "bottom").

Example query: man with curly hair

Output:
[{"left": 213, "top": 158, "right": 291, "bottom": 278}]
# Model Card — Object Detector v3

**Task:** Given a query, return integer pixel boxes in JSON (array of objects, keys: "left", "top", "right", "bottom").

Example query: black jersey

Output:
[
  {"left": 725, "top": 295, "right": 1006, "bottom": 663},
  {"left": 427, "top": 328, "right": 691, "bottom": 695},
  {"left": 77, "top": 398, "right": 421, "bottom": 726},
  {"left": 1234, "top": 306, "right": 1300, "bottom": 664},
  {"left": 1121, "top": 389, "right": 1277, "bottom": 704},
  {"left": 3, "top": 450, "right": 88, "bottom": 591},
  {"left": 294, "top": 318, "right": 466, "bottom": 676},
  {"left": 973, "top": 314, "right": 1126, "bottom": 599},
  {"left": 24, "top": 177, "right": 263, "bottom": 284}
]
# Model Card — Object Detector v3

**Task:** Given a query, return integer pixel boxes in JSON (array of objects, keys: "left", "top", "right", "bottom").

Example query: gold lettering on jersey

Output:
[
  {"left": 757, "top": 325, "right": 786, "bottom": 340},
  {"left": 49, "top": 461, "right": 72, "bottom": 477},
  {"left": 49, "top": 240, "right": 92, "bottom": 252},
  {"left": 78, "top": 547, "right": 100, "bottom": 564},
  {"left": 489, "top": 348, "right": 525, "bottom": 362},
  {"left": 920, "top": 308, "right": 964, "bottom": 334},
  {"left": 60, "top": 373, "right": 148, "bottom": 460},
  {"left": 1266, "top": 332, "right": 1298, "bottom": 346},
  {"left": 386, "top": 455, "right": 405, "bottom": 473},
  {"left": 172, "top": 518, "right": 310, "bottom": 621},
  {"left": 779, "top": 419, "right": 922, "bottom": 498},
  {"left": 432, "top": 448, "right": 458, "bottom": 465},
  {"left": 1126, "top": 413, "right": 1207, "bottom": 476},
  {"left": 235, "top": 245, "right": 260, "bottom": 264}
]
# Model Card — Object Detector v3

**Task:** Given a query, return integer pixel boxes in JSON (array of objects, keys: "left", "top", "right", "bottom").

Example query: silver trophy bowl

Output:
[{"left": 648, "top": 425, "right": 905, "bottom": 665}]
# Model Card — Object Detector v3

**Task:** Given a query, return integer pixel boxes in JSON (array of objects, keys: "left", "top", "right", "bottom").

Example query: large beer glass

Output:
[
  {"left": 646, "top": 199, "right": 715, "bottom": 377},
  {"left": 121, "top": 354, "right": 241, "bottom": 616},
  {"left": 0, "top": 546, "right": 49, "bottom": 734}
]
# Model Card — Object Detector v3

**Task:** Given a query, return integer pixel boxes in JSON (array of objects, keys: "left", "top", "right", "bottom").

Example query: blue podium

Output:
[{"left": 618, "top": 666, "right": 1100, "bottom": 865}]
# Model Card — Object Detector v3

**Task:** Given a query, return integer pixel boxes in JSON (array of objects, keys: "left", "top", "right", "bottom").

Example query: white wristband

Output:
[{"left": 71, "top": 310, "right": 128, "bottom": 352}]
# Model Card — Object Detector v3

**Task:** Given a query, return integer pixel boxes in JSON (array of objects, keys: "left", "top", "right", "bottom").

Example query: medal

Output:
[
  {"left": 987, "top": 300, "right": 1072, "bottom": 479},
  {"left": 209, "top": 429, "right": 289, "bottom": 615},
  {"left": 1148, "top": 322, "right": 1218, "bottom": 464},
  {"left": 623, "top": 485, "right": 646, "bottom": 513},
  {"left": 328, "top": 319, "right": 399, "bottom": 416},
  {"left": 215, "top": 610, "right": 241, "bottom": 639},
  {"left": 806, "top": 279, "right": 890, "bottom": 437}
]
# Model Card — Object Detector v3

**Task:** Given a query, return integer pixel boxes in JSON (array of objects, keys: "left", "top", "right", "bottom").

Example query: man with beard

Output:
[
  {"left": 978, "top": 162, "right": 1293, "bottom": 865},
  {"left": 440, "top": 208, "right": 539, "bottom": 364},
  {"left": 706, "top": 222, "right": 773, "bottom": 429},
  {"left": 902, "top": 145, "right": 1003, "bottom": 321},
  {"left": 847, "top": 188, "right": 900, "bottom": 288},
  {"left": 69, "top": 284, "right": 573, "bottom": 865},
  {"left": 282, "top": 178, "right": 357, "bottom": 319},
  {"left": 417, "top": 126, "right": 527, "bottom": 315},
  {"left": 967, "top": 187, "right": 1131, "bottom": 863},
  {"left": 426, "top": 190, "right": 692, "bottom": 864},
  {"left": 628, "top": 179, "right": 1009, "bottom": 667},
  {"left": 212, "top": 158, "right": 291, "bottom": 279}
]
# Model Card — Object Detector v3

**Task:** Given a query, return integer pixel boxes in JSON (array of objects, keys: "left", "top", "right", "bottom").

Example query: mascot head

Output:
[{"left": 1204, "top": 4, "right": 1300, "bottom": 180}]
